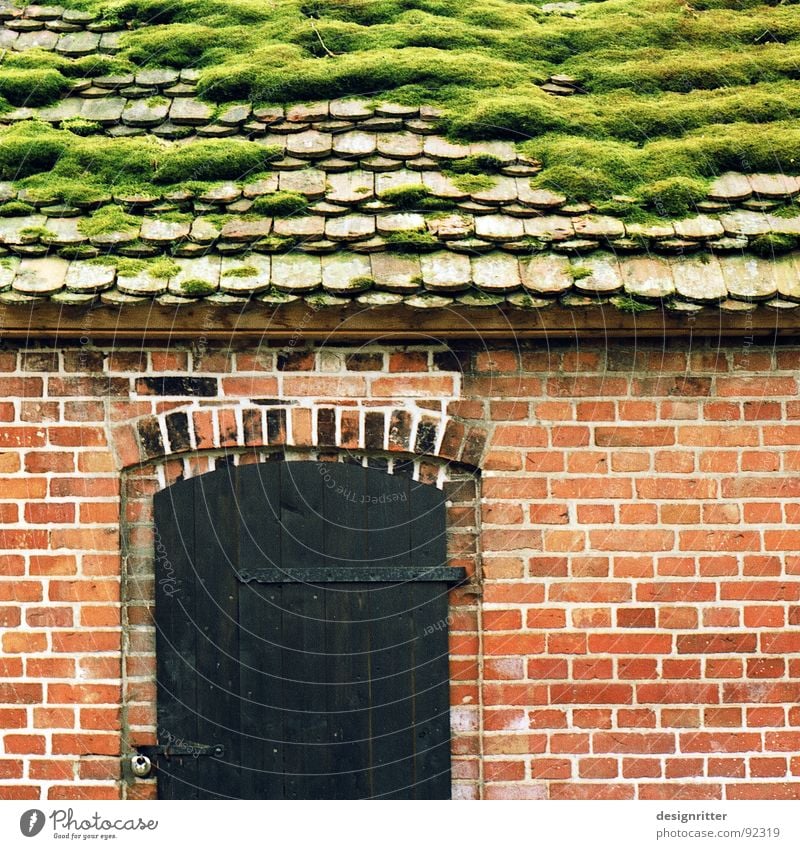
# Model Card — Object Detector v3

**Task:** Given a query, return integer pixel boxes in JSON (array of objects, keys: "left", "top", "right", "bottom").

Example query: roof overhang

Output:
[{"left": 1, "top": 300, "right": 796, "bottom": 342}]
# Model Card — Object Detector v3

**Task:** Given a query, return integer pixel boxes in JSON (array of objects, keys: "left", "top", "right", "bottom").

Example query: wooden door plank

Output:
[
  {"left": 408, "top": 480, "right": 453, "bottom": 798},
  {"left": 365, "top": 467, "right": 410, "bottom": 568},
  {"left": 237, "top": 462, "right": 283, "bottom": 799},
  {"left": 410, "top": 582, "right": 453, "bottom": 799},
  {"left": 193, "top": 464, "right": 242, "bottom": 799},
  {"left": 280, "top": 463, "right": 329, "bottom": 799},
  {"left": 368, "top": 582, "right": 416, "bottom": 798},
  {"left": 281, "top": 581, "right": 329, "bottom": 799},
  {"left": 324, "top": 583, "right": 371, "bottom": 799},
  {"left": 153, "top": 478, "right": 199, "bottom": 800},
  {"left": 321, "top": 461, "right": 366, "bottom": 569},
  {"left": 321, "top": 462, "right": 371, "bottom": 798},
  {"left": 238, "top": 582, "right": 284, "bottom": 799},
  {"left": 364, "top": 469, "right": 415, "bottom": 797}
]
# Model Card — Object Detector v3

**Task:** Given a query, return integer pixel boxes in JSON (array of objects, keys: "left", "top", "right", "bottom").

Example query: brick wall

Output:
[{"left": 0, "top": 338, "right": 799, "bottom": 800}]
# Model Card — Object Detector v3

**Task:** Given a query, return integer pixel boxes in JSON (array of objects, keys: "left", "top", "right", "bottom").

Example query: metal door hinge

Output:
[{"left": 136, "top": 741, "right": 225, "bottom": 759}]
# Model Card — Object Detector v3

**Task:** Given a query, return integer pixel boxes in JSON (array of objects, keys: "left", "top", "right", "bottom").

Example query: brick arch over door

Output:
[
  {"left": 109, "top": 403, "right": 490, "bottom": 473},
  {"left": 115, "top": 409, "right": 485, "bottom": 800}
]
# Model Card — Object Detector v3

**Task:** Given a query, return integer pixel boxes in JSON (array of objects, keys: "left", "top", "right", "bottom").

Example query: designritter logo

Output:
[{"left": 19, "top": 810, "right": 46, "bottom": 838}]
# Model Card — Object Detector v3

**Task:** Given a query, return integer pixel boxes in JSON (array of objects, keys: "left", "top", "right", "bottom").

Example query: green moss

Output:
[
  {"left": 0, "top": 200, "right": 35, "bottom": 217},
  {"left": 122, "top": 23, "right": 223, "bottom": 67},
  {"left": 18, "top": 176, "right": 110, "bottom": 206},
  {"left": 61, "top": 118, "right": 103, "bottom": 137},
  {"left": 385, "top": 229, "right": 439, "bottom": 252},
  {"left": 348, "top": 275, "right": 375, "bottom": 290},
  {"left": 771, "top": 203, "right": 800, "bottom": 220},
  {"left": 569, "top": 265, "right": 592, "bottom": 281},
  {"left": 100, "top": 257, "right": 146, "bottom": 277},
  {"left": 179, "top": 278, "right": 217, "bottom": 295},
  {"left": 19, "top": 226, "right": 57, "bottom": 240},
  {"left": 0, "top": 69, "right": 68, "bottom": 107},
  {"left": 378, "top": 183, "right": 454, "bottom": 211},
  {"left": 447, "top": 154, "right": 504, "bottom": 175},
  {"left": 153, "top": 211, "right": 193, "bottom": 224},
  {"left": 222, "top": 265, "right": 259, "bottom": 277},
  {"left": 77, "top": 205, "right": 138, "bottom": 237},
  {"left": 611, "top": 294, "right": 660, "bottom": 314},
  {"left": 148, "top": 258, "right": 181, "bottom": 279},
  {"left": 749, "top": 232, "right": 799, "bottom": 257},
  {"left": 448, "top": 173, "right": 495, "bottom": 193},
  {"left": 253, "top": 234, "right": 297, "bottom": 252},
  {"left": 0, "top": 124, "right": 66, "bottom": 180},
  {"left": 639, "top": 177, "right": 709, "bottom": 218},
  {"left": 250, "top": 191, "right": 309, "bottom": 217},
  {"left": 22, "top": 0, "right": 800, "bottom": 202},
  {"left": 534, "top": 166, "right": 606, "bottom": 203},
  {"left": 592, "top": 199, "right": 658, "bottom": 223},
  {"left": 105, "top": 256, "right": 180, "bottom": 278},
  {"left": 153, "top": 140, "right": 281, "bottom": 184}
]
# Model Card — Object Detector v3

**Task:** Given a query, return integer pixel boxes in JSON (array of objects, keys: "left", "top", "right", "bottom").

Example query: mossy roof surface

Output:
[
  {"left": 3, "top": 0, "right": 800, "bottom": 204},
  {"left": 2, "top": 0, "right": 800, "bottom": 326}
]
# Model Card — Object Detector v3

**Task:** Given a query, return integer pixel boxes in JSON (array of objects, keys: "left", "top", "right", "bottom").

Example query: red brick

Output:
[
  {"left": 679, "top": 732, "right": 761, "bottom": 753},
  {"left": 550, "top": 683, "right": 633, "bottom": 705},
  {"left": 637, "top": 683, "right": 719, "bottom": 704},
  {"left": 590, "top": 530, "right": 673, "bottom": 551},
  {"left": 595, "top": 427, "right": 674, "bottom": 447},
  {"left": 51, "top": 734, "right": 120, "bottom": 756}
]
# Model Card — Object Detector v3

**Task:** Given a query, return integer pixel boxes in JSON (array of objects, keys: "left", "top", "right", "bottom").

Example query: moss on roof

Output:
[{"left": 8, "top": 0, "right": 800, "bottom": 205}]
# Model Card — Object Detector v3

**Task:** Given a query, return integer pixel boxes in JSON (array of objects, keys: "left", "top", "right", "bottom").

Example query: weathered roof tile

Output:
[
  {"left": 571, "top": 255, "right": 623, "bottom": 294},
  {"left": 708, "top": 172, "right": 752, "bottom": 203},
  {"left": 749, "top": 173, "right": 800, "bottom": 199},
  {"left": 523, "top": 215, "right": 574, "bottom": 241},
  {"left": 333, "top": 131, "right": 377, "bottom": 158},
  {"left": 672, "top": 255, "right": 727, "bottom": 302},
  {"left": 621, "top": 256, "right": 675, "bottom": 299},
  {"left": 64, "top": 259, "right": 114, "bottom": 293},
  {"left": 330, "top": 99, "right": 373, "bottom": 120},
  {"left": 287, "top": 129, "right": 333, "bottom": 160},
  {"left": 169, "top": 97, "right": 214, "bottom": 126},
  {"left": 327, "top": 171, "right": 375, "bottom": 205},
  {"left": 13, "top": 256, "right": 67, "bottom": 295},
  {"left": 279, "top": 168, "right": 326, "bottom": 199},
  {"left": 220, "top": 218, "right": 273, "bottom": 242},
  {"left": 273, "top": 215, "right": 325, "bottom": 240},
  {"left": 517, "top": 183, "right": 566, "bottom": 209},
  {"left": 376, "top": 131, "right": 423, "bottom": 160},
  {"left": 423, "top": 136, "right": 471, "bottom": 160},
  {"left": 574, "top": 215, "right": 626, "bottom": 239},
  {"left": 140, "top": 217, "right": 191, "bottom": 244},
  {"left": 270, "top": 253, "right": 321, "bottom": 293},
  {"left": 366, "top": 252, "right": 419, "bottom": 293},
  {"left": 325, "top": 214, "right": 375, "bottom": 242},
  {"left": 471, "top": 176, "right": 519, "bottom": 205},
  {"left": 674, "top": 215, "right": 725, "bottom": 241},
  {"left": 321, "top": 253, "right": 372, "bottom": 293},
  {"left": 719, "top": 254, "right": 778, "bottom": 301},
  {"left": 475, "top": 214, "right": 525, "bottom": 242},
  {"left": 420, "top": 251, "right": 472, "bottom": 292},
  {"left": 720, "top": 210, "right": 772, "bottom": 237},
  {"left": 168, "top": 254, "right": 220, "bottom": 296},
  {"left": 220, "top": 254, "right": 271, "bottom": 294},
  {"left": 472, "top": 252, "right": 522, "bottom": 293},
  {"left": 376, "top": 212, "right": 426, "bottom": 235},
  {"left": 520, "top": 254, "right": 572, "bottom": 296}
]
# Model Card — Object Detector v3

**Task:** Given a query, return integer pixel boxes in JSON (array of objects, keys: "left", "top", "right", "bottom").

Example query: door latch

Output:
[
  {"left": 136, "top": 741, "right": 225, "bottom": 760},
  {"left": 124, "top": 741, "right": 224, "bottom": 781}
]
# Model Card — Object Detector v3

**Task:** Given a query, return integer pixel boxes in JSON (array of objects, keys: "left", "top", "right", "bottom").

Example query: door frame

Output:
[{"left": 119, "top": 446, "right": 483, "bottom": 800}]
